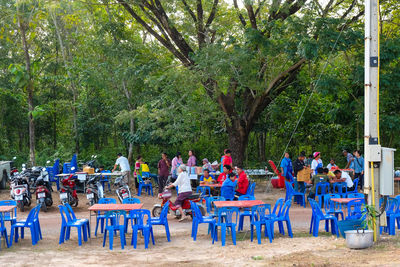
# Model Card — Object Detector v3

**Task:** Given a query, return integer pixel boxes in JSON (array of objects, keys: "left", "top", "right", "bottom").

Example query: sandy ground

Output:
[{"left": 1, "top": 180, "right": 400, "bottom": 266}]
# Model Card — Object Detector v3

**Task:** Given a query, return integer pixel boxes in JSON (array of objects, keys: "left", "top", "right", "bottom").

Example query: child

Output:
[{"left": 221, "top": 173, "right": 237, "bottom": 200}]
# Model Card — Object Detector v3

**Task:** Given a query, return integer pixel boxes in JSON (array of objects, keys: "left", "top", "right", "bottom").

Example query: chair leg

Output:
[
  {"left": 313, "top": 218, "right": 320, "bottom": 237},
  {"left": 77, "top": 226, "right": 82, "bottom": 246},
  {"left": 231, "top": 226, "right": 236, "bottom": 245},
  {"left": 150, "top": 227, "right": 155, "bottom": 245},
  {"left": 221, "top": 224, "right": 226, "bottom": 246},
  {"left": 165, "top": 223, "right": 171, "bottom": 242},
  {"left": 256, "top": 223, "right": 262, "bottom": 244},
  {"left": 103, "top": 229, "right": 107, "bottom": 247},
  {"left": 286, "top": 220, "right": 293, "bottom": 238},
  {"left": 86, "top": 222, "right": 91, "bottom": 239},
  {"left": 59, "top": 226, "right": 66, "bottom": 244},
  {"left": 250, "top": 224, "right": 254, "bottom": 242},
  {"left": 120, "top": 229, "right": 125, "bottom": 249},
  {"left": 82, "top": 225, "right": 88, "bottom": 242}
]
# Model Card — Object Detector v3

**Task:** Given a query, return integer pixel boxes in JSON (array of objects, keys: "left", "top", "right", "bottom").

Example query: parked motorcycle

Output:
[
  {"left": 35, "top": 167, "right": 53, "bottom": 212},
  {"left": 152, "top": 187, "right": 205, "bottom": 218},
  {"left": 10, "top": 173, "right": 31, "bottom": 212},
  {"left": 85, "top": 174, "right": 104, "bottom": 206},
  {"left": 114, "top": 175, "right": 131, "bottom": 203},
  {"left": 60, "top": 167, "right": 78, "bottom": 207}
]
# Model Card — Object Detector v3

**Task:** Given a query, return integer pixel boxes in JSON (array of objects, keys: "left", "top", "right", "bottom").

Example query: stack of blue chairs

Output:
[
  {"left": 47, "top": 159, "right": 60, "bottom": 190},
  {"left": 212, "top": 207, "right": 239, "bottom": 246},
  {"left": 380, "top": 197, "right": 399, "bottom": 236},
  {"left": 250, "top": 204, "right": 273, "bottom": 244},
  {"left": 63, "top": 154, "right": 77, "bottom": 174},
  {"left": 130, "top": 209, "right": 154, "bottom": 249},
  {"left": 10, "top": 205, "right": 42, "bottom": 246},
  {"left": 309, "top": 198, "right": 339, "bottom": 237}
]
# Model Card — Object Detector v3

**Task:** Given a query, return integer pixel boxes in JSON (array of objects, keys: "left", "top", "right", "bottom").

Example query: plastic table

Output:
[
  {"left": 330, "top": 198, "right": 363, "bottom": 204},
  {"left": 213, "top": 200, "right": 264, "bottom": 209},
  {"left": 88, "top": 204, "right": 143, "bottom": 235}
]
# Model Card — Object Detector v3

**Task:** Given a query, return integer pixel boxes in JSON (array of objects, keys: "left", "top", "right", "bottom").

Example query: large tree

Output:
[{"left": 110, "top": 0, "right": 363, "bottom": 164}]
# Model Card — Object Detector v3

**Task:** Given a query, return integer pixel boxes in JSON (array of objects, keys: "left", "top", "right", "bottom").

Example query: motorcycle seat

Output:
[{"left": 187, "top": 193, "right": 201, "bottom": 200}]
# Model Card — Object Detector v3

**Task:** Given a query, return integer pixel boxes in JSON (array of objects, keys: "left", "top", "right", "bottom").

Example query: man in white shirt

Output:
[
  {"left": 333, "top": 169, "right": 354, "bottom": 191},
  {"left": 112, "top": 153, "right": 131, "bottom": 186}
]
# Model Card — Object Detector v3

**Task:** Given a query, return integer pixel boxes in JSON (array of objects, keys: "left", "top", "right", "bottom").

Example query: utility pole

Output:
[{"left": 364, "top": 0, "right": 381, "bottom": 241}]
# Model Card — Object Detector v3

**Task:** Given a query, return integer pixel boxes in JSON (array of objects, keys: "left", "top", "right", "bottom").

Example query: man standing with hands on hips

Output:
[{"left": 112, "top": 153, "right": 132, "bottom": 188}]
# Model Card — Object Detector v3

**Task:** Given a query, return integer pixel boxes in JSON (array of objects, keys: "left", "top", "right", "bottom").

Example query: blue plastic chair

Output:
[
  {"left": 33, "top": 204, "right": 42, "bottom": 241},
  {"left": 130, "top": 209, "right": 154, "bottom": 249},
  {"left": 309, "top": 199, "right": 339, "bottom": 237},
  {"left": 332, "top": 182, "right": 347, "bottom": 197},
  {"left": 100, "top": 170, "right": 112, "bottom": 192},
  {"left": 250, "top": 204, "right": 273, "bottom": 244},
  {"left": 10, "top": 205, "right": 40, "bottom": 246},
  {"left": 238, "top": 195, "right": 256, "bottom": 231},
  {"left": 379, "top": 197, "right": 398, "bottom": 235},
  {"left": 267, "top": 198, "right": 285, "bottom": 221},
  {"left": 324, "top": 194, "right": 344, "bottom": 220},
  {"left": 103, "top": 210, "right": 127, "bottom": 250},
  {"left": 285, "top": 181, "right": 306, "bottom": 208},
  {"left": 58, "top": 205, "right": 88, "bottom": 246},
  {"left": 150, "top": 201, "right": 171, "bottom": 242},
  {"left": 0, "top": 213, "right": 10, "bottom": 249},
  {"left": 137, "top": 175, "right": 153, "bottom": 197},
  {"left": 123, "top": 198, "right": 141, "bottom": 232},
  {"left": 346, "top": 178, "right": 359, "bottom": 195},
  {"left": 346, "top": 199, "right": 365, "bottom": 220},
  {"left": 64, "top": 203, "right": 90, "bottom": 239},
  {"left": 347, "top": 193, "right": 364, "bottom": 199},
  {"left": 196, "top": 186, "right": 211, "bottom": 199},
  {"left": 205, "top": 196, "right": 225, "bottom": 215},
  {"left": 315, "top": 182, "right": 330, "bottom": 208},
  {"left": 0, "top": 200, "right": 17, "bottom": 226},
  {"left": 246, "top": 182, "right": 256, "bottom": 197},
  {"left": 212, "top": 207, "right": 239, "bottom": 246},
  {"left": 270, "top": 199, "right": 293, "bottom": 238},
  {"left": 95, "top": 198, "right": 117, "bottom": 236},
  {"left": 190, "top": 201, "right": 216, "bottom": 241},
  {"left": 395, "top": 195, "right": 400, "bottom": 230}
]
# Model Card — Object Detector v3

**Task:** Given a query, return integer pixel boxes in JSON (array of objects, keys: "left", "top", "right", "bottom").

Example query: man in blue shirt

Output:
[
  {"left": 280, "top": 152, "right": 293, "bottom": 182},
  {"left": 353, "top": 150, "right": 364, "bottom": 190},
  {"left": 343, "top": 149, "right": 354, "bottom": 170},
  {"left": 221, "top": 173, "right": 237, "bottom": 200}
]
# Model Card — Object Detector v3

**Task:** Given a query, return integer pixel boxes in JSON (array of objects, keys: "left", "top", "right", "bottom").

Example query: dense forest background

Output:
[{"left": 0, "top": 0, "right": 399, "bottom": 170}]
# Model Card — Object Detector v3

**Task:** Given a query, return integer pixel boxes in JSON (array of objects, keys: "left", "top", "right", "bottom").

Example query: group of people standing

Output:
[{"left": 280, "top": 149, "right": 365, "bottom": 197}]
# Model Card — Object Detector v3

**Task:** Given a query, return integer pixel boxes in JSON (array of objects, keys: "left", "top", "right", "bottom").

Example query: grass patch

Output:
[{"left": 251, "top": 256, "right": 264, "bottom": 260}]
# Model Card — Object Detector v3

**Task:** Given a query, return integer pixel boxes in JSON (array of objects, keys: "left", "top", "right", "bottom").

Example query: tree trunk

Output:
[
  {"left": 258, "top": 133, "right": 266, "bottom": 162},
  {"left": 226, "top": 123, "right": 250, "bottom": 166},
  {"left": 18, "top": 10, "right": 35, "bottom": 166},
  {"left": 122, "top": 80, "right": 135, "bottom": 165}
]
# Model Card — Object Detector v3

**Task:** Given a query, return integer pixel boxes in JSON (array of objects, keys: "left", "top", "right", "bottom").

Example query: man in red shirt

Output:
[
  {"left": 217, "top": 165, "right": 232, "bottom": 184},
  {"left": 235, "top": 166, "right": 249, "bottom": 196}
]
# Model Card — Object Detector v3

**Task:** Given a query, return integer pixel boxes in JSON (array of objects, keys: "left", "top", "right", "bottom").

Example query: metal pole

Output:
[{"left": 364, "top": 0, "right": 381, "bottom": 241}]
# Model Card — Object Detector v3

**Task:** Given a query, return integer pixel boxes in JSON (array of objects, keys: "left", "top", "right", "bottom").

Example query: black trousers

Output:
[
  {"left": 158, "top": 175, "right": 168, "bottom": 194},
  {"left": 354, "top": 173, "right": 364, "bottom": 190}
]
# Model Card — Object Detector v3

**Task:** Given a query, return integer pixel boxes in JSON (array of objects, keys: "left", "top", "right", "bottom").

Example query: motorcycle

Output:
[
  {"left": 60, "top": 168, "right": 78, "bottom": 207},
  {"left": 35, "top": 168, "right": 53, "bottom": 212},
  {"left": 10, "top": 173, "right": 31, "bottom": 212},
  {"left": 114, "top": 175, "right": 131, "bottom": 203},
  {"left": 85, "top": 174, "right": 104, "bottom": 206},
  {"left": 151, "top": 186, "right": 205, "bottom": 219}
]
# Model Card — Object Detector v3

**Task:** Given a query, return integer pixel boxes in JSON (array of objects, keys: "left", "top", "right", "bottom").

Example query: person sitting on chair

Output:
[
  {"left": 308, "top": 167, "right": 329, "bottom": 199},
  {"left": 166, "top": 165, "right": 192, "bottom": 221},
  {"left": 199, "top": 169, "right": 215, "bottom": 185},
  {"left": 217, "top": 165, "right": 232, "bottom": 184},
  {"left": 235, "top": 166, "right": 249, "bottom": 197},
  {"left": 221, "top": 173, "right": 237, "bottom": 200},
  {"left": 332, "top": 169, "right": 354, "bottom": 192}
]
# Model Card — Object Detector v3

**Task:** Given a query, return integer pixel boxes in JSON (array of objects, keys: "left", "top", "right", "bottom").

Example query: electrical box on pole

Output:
[{"left": 380, "top": 147, "right": 396, "bottom": 196}]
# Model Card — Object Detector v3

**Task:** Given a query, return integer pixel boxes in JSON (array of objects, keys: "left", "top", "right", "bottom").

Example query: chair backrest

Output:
[
  {"left": 137, "top": 174, "right": 145, "bottom": 183},
  {"left": 315, "top": 182, "right": 330, "bottom": 196},
  {"left": 347, "top": 199, "right": 365, "bottom": 218},
  {"left": 24, "top": 206, "right": 38, "bottom": 226},
  {"left": 285, "top": 181, "right": 295, "bottom": 200},
  {"left": 271, "top": 198, "right": 285, "bottom": 216},
  {"left": 309, "top": 198, "right": 325, "bottom": 218},
  {"left": 238, "top": 195, "right": 256, "bottom": 201},
  {"left": 105, "top": 210, "right": 126, "bottom": 228},
  {"left": 279, "top": 199, "right": 292, "bottom": 218},
  {"left": 196, "top": 186, "right": 211, "bottom": 198},
  {"left": 379, "top": 197, "right": 398, "bottom": 213},
  {"left": 64, "top": 203, "right": 77, "bottom": 221},
  {"left": 123, "top": 197, "right": 141, "bottom": 204},
  {"left": 99, "top": 198, "right": 117, "bottom": 204},
  {"left": 70, "top": 154, "right": 78, "bottom": 170},
  {"left": 333, "top": 182, "right": 347, "bottom": 194},
  {"left": 217, "top": 207, "right": 239, "bottom": 225},
  {"left": 101, "top": 170, "right": 111, "bottom": 181},
  {"left": 190, "top": 201, "right": 204, "bottom": 222},
  {"left": 324, "top": 194, "right": 341, "bottom": 213},
  {"left": 352, "top": 178, "right": 359, "bottom": 190},
  {"left": 348, "top": 193, "right": 364, "bottom": 199},
  {"left": 251, "top": 204, "right": 271, "bottom": 222},
  {"left": 247, "top": 182, "right": 256, "bottom": 196},
  {"left": 58, "top": 205, "right": 68, "bottom": 225},
  {"left": 53, "top": 159, "right": 60, "bottom": 175},
  {"left": 395, "top": 195, "right": 400, "bottom": 212},
  {"left": 130, "top": 209, "right": 151, "bottom": 227},
  {"left": 0, "top": 200, "right": 17, "bottom": 219},
  {"left": 159, "top": 201, "right": 170, "bottom": 222}
]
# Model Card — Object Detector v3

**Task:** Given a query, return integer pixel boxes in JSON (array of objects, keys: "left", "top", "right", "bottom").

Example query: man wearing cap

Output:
[{"left": 311, "top": 152, "right": 323, "bottom": 175}]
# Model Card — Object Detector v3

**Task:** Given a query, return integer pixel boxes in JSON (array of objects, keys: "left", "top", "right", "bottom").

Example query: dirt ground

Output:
[{"left": 1, "top": 180, "right": 400, "bottom": 267}]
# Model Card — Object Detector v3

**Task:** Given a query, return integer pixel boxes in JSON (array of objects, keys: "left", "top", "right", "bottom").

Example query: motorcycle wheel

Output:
[
  {"left": 152, "top": 206, "right": 162, "bottom": 217},
  {"left": 26, "top": 197, "right": 31, "bottom": 206},
  {"left": 89, "top": 199, "right": 95, "bottom": 206},
  {"left": 73, "top": 198, "right": 78, "bottom": 207},
  {"left": 18, "top": 201, "right": 24, "bottom": 212},
  {"left": 42, "top": 202, "right": 47, "bottom": 212},
  {"left": 174, "top": 210, "right": 181, "bottom": 219}
]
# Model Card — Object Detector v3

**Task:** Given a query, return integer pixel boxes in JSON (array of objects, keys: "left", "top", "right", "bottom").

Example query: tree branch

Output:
[
  {"left": 181, "top": 0, "right": 197, "bottom": 22},
  {"left": 245, "top": 4, "right": 257, "bottom": 29},
  {"left": 233, "top": 0, "right": 247, "bottom": 27}
]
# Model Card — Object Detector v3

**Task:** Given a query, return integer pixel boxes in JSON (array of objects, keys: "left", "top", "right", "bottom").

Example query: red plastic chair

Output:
[{"left": 268, "top": 160, "right": 285, "bottom": 188}]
